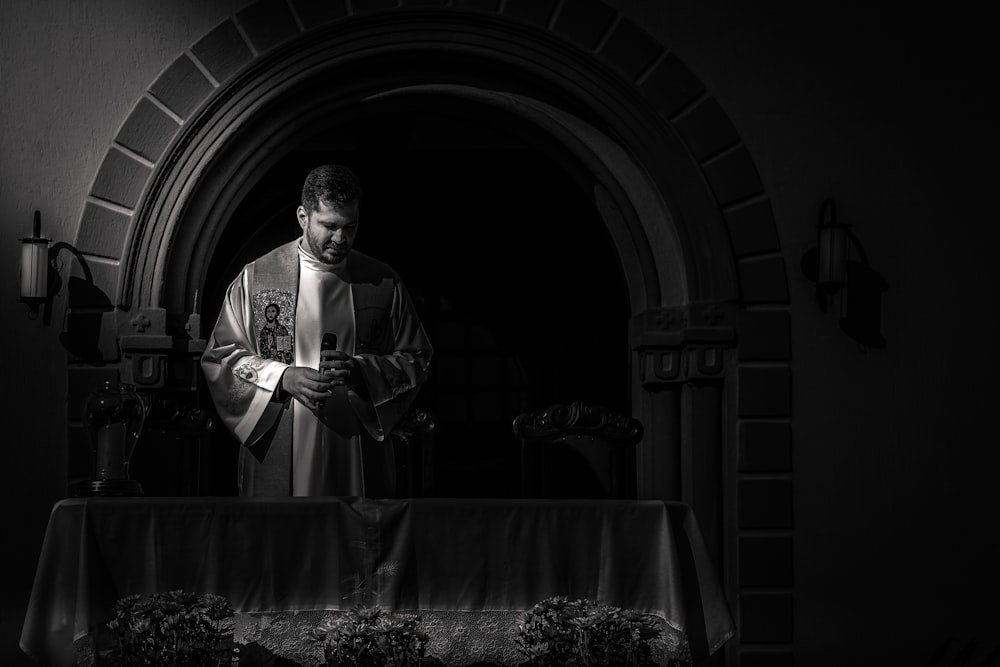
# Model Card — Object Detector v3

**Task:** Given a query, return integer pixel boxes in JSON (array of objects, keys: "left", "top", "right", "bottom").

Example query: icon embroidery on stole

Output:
[{"left": 252, "top": 289, "right": 296, "bottom": 363}]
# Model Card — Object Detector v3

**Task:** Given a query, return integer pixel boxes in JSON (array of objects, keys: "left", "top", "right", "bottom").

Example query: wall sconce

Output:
[
  {"left": 19, "top": 211, "right": 50, "bottom": 314},
  {"left": 801, "top": 198, "right": 888, "bottom": 350},
  {"left": 19, "top": 210, "right": 91, "bottom": 325}
]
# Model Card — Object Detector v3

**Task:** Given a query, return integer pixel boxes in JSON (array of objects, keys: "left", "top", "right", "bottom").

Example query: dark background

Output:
[{"left": 2, "top": 2, "right": 997, "bottom": 665}]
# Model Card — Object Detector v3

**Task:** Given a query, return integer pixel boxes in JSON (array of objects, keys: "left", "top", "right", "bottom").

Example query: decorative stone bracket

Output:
[
  {"left": 630, "top": 303, "right": 737, "bottom": 389},
  {"left": 116, "top": 308, "right": 206, "bottom": 390}
]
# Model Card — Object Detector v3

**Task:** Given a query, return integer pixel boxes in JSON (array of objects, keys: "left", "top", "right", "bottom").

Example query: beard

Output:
[{"left": 305, "top": 227, "right": 350, "bottom": 264}]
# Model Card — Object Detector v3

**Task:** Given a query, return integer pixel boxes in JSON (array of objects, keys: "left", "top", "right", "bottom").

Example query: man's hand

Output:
[
  {"left": 280, "top": 367, "right": 333, "bottom": 411},
  {"left": 319, "top": 350, "right": 360, "bottom": 388}
]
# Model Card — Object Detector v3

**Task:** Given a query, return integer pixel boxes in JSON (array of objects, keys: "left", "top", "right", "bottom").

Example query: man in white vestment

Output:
[{"left": 201, "top": 165, "right": 434, "bottom": 497}]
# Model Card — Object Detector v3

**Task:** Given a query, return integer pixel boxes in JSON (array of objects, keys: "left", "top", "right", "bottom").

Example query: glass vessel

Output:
[{"left": 75, "top": 381, "right": 146, "bottom": 496}]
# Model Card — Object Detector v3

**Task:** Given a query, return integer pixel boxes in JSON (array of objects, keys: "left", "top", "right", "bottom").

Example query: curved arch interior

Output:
[{"left": 203, "top": 106, "right": 630, "bottom": 498}]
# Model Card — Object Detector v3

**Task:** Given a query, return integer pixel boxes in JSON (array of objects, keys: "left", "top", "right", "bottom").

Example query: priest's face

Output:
[{"left": 297, "top": 199, "right": 359, "bottom": 265}]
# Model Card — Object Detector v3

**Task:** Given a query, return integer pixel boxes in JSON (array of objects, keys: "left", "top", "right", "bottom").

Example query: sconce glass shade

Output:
[
  {"left": 76, "top": 381, "right": 146, "bottom": 496},
  {"left": 816, "top": 222, "right": 849, "bottom": 288},
  {"left": 19, "top": 211, "right": 49, "bottom": 303}
]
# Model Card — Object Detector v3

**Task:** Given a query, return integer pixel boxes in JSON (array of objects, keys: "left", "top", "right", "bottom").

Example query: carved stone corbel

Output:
[
  {"left": 117, "top": 307, "right": 206, "bottom": 391},
  {"left": 630, "top": 303, "right": 737, "bottom": 389},
  {"left": 117, "top": 308, "right": 172, "bottom": 388}
]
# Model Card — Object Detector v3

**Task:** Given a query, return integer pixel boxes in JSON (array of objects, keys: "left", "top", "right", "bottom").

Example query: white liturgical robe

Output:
[{"left": 201, "top": 239, "right": 433, "bottom": 497}]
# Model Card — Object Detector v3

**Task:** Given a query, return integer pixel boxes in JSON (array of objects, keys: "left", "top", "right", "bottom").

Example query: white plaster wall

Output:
[{"left": 0, "top": 2, "right": 247, "bottom": 664}]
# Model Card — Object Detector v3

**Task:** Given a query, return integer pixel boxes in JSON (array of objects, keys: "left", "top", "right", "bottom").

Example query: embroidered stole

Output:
[{"left": 239, "top": 240, "right": 395, "bottom": 496}]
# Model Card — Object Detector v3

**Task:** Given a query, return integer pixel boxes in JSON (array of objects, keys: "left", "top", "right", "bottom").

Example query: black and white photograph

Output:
[{"left": 1, "top": 2, "right": 996, "bottom": 665}]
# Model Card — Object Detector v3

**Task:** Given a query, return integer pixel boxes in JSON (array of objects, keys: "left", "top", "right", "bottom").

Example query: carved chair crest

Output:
[{"left": 512, "top": 401, "right": 643, "bottom": 448}]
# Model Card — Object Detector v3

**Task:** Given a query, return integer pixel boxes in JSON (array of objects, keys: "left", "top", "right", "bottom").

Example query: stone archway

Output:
[{"left": 67, "top": 3, "right": 795, "bottom": 660}]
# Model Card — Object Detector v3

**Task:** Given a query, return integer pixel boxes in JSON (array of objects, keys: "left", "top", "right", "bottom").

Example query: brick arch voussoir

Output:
[{"left": 77, "top": 0, "right": 787, "bottom": 315}]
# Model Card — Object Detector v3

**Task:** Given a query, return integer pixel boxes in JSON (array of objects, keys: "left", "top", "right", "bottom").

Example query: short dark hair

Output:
[{"left": 301, "top": 164, "right": 362, "bottom": 213}]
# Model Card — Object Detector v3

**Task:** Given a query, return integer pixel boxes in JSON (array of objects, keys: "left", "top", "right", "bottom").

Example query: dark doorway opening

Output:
[{"left": 201, "top": 109, "right": 629, "bottom": 498}]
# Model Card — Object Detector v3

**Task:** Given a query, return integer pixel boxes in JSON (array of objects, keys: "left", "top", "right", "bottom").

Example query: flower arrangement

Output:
[
  {"left": 305, "top": 604, "right": 440, "bottom": 666},
  {"left": 515, "top": 596, "right": 664, "bottom": 666},
  {"left": 104, "top": 589, "right": 234, "bottom": 666}
]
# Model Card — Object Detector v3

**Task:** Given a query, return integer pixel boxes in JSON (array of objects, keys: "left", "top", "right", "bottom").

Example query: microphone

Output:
[
  {"left": 321, "top": 332, "right": 338, "bottom": 380},
  {"left": 317, "top": 333, "right": 338, "bottom": 409},
  {"left": 316, "top": 331, "right": 360, "bottom": 436},
  {"left": 321, "top": 332, "right": 338, "bottom": 355}
]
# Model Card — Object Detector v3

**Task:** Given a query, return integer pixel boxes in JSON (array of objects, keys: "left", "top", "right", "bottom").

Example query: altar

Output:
[{"left": 20, "top": 497, "right": 734, "bottom": 665}]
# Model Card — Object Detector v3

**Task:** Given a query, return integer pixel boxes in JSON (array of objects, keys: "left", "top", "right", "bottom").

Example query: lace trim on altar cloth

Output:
[{"left": 73, "top": 609, "right": 692, "bottom": 666}]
